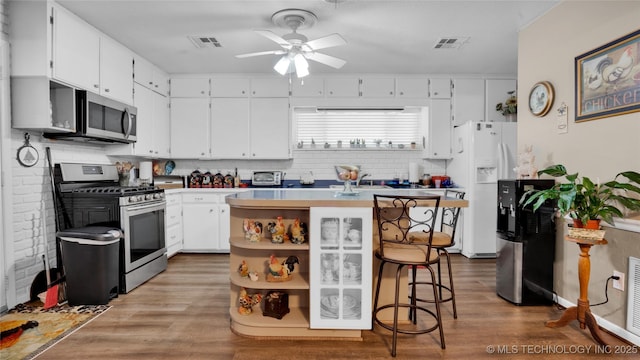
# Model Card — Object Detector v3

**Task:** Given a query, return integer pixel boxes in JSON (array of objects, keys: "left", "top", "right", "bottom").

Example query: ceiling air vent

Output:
[
  {"left": 188, "top": 36, "right": 222, "bottom": 48},
  {"left": 433, "top": 37, "right": 469, "bottom": 49}
]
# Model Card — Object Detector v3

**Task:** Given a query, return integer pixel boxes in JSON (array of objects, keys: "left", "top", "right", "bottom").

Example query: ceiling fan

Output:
[{"left": 235, "top": 9, "right": 347, "bottom": 78}]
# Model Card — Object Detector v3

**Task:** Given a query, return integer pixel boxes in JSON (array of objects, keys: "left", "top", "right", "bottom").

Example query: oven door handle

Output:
[{"left": 122, "top": 202, "right": 165, "bottom": 213}]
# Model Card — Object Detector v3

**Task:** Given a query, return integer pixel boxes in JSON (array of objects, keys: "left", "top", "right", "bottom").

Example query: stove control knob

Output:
[
  {"left": 128, "top": 196, "right": 137, "bottom": 203},
  {"left": 153, "top": 193, "right": 161, "bottom": 200},
  {"left": 145, "top": 194, "right": 153, "bottom": 200},
  {"left": 137, "top": 195, "right": 144, "bottom": 202}
]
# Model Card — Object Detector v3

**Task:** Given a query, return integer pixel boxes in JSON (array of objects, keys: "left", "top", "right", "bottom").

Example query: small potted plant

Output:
[
  {"left": 496, "top": 91, "right": 517, "bottom": 122},
  {"left": 520, "top": 164, "right": 640, "bottom": 231}
]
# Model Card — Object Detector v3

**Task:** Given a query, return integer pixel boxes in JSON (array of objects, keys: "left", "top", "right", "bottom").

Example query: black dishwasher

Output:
[{"left": 496, "top": 179, "right": 556, "bottom": 305}]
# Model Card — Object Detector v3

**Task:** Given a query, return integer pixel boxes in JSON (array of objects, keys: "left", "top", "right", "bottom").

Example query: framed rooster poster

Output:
[
  {"left": 575, "top": 28, "right": 640, "bottom": 122},
  {"left": 309, "top": 207, "right": 372, "bottom": 329}
]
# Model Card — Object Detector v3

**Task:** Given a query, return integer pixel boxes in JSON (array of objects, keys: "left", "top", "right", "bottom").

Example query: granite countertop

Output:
[{"left": 225, "top": 188, "right": 468, "bottom": 209}]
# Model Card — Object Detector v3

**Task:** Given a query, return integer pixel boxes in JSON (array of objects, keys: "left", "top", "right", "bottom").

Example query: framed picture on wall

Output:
[
  {"left": 575, "top": 28, "right": 640, "bottom": 122},
  {"left": 309, "top": 207, "right": 372, "bottom": 329}
]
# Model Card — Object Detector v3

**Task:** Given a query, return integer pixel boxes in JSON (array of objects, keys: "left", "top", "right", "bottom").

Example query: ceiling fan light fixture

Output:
[
  {"left": 294, "top": 54, "right": 309, "bottom": 78},
  {"left": 274, "top": 56, "right": 291, "bottom": 75}
]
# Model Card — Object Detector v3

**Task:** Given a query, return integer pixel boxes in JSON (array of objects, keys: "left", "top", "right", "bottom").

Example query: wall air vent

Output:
[
  {"left": 188, "top": 36, "right": 222, "bottom": 48},
  {"left": 627, "top": 256, "right": 640, "bottom": 337},
  {"left": 433, "top": 37, "right": 469, "bottom": 49}
]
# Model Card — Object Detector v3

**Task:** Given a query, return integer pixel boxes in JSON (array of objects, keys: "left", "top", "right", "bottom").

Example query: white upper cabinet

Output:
[
  {"left": 99, "top": 36, "right": 134, "bottom": 104},
  {"left": 429, "top": 78, "right": 451, "bottom": 99},
  {"left": 170, "top": 77, "right": 210, "bottom": 98},
  {"left": 250, "top": 78, "right": 289, "bottom": 97},
  {"left": 9, "top": 2, "right": 133, "bottom": 104},
  {"left": 360, "top": 77, "right": 395, "bottom": 97},
  {"left": 485, "top": 79, "right": 517, "bottom": 123},
  {"left": 170, "top": 98, "right": 210, "bottom": 158},
  {"left": 452, "top": 78, "right": 485, "bottom": 126},
  {"left": 52, "top": 5, "right": 100, "bottom": 92},
  {"left": 134, "top": 55, "right": 169, "bottom": 96},
  {"left": 210, "top": 98, "right": 250, "bottom": 158},
  {"left": 423, "top": 99, "right": 452, "bottom": 159},
  {"left": 211, "top": 78, "right": 249, "bottom": 97},
  {"left": 325, "top": 77, "right": 360, "bottom": 97},
  {"left": 291, "top": 77, "right": 324, "bottom": 97},
  {"left": 250, "top": 98, "right": 290, "bottom": 159},
  {"left": 209, "top": 97, "right": 290, "bottom": 159},
  {"left": 396, "top": 78, "right": 429, "bottom": 98}
]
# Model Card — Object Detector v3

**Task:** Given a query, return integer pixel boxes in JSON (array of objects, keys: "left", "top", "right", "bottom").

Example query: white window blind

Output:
[{"left": 294, "top": 107, "right": 426, "bottom": 147}]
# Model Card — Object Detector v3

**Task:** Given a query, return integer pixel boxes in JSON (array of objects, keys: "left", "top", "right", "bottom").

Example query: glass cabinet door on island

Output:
[{"left": 309, "top": 207, "right": 372, "bottom": 329}]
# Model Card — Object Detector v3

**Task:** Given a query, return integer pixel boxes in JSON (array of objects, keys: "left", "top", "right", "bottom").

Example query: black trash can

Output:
[{"left": 58, "top": 226, "right": 122, "bottom": 305}]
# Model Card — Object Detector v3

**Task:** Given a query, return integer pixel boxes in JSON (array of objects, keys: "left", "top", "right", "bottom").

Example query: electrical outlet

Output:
[{"left": 613, "top": 271, "right": 625, "bottom": 291}]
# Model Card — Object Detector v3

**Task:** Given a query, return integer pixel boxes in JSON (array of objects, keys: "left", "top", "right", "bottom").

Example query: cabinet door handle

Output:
[
  {"left": 209, "top": 209, "right": 214, "bottom": 213},
  {"left": 104, "top": 88, "right": 110, "bottom": 93},
  {"left": 94, "top": 84, "right": 99, "bottom": 89}
]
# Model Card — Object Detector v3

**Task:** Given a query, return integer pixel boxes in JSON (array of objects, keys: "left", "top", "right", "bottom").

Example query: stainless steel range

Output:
[{"left": 54, "top": 163, "right": 167, "bottom": 293}]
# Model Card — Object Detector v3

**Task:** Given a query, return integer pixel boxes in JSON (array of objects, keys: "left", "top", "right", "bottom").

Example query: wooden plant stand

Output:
[{"left": 545, "top": 236, "right": 609, "bottom": 345}]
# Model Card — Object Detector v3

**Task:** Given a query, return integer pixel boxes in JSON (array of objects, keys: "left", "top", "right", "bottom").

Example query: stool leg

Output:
[
  {"left": 372, "top": 260, "right": 386, "bottom": 327},
  {"left": 409, "top": 265, "right": 417, "bottom": 323},
  {"left": 428, "top": 265, "right": 446, "bottom": 349},
  {"left": 437, "top": 253, "right": 443, "bottom": 300},
  {"left": 392, "top": 264, "right": 404, "bottom": 357},
  {"left": 443, "top": 250, "right": 457, "bottom": 319}
]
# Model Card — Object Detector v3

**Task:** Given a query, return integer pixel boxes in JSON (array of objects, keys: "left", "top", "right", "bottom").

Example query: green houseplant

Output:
[
  {"left": 496, "top": 90, "right": 517, "bottom": 115},
  {"left": 520, "top": 164, "right": 640, "bottom": 228}
]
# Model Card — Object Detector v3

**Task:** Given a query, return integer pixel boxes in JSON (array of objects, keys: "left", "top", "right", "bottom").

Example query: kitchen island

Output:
[{"left": 226, "top": 189, "right": 468, "bottom": 339}]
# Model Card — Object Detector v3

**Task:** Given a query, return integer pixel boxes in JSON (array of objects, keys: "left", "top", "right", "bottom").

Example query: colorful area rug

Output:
[{"left": 0, "top": 302, "right": 110, "bottom": 360}]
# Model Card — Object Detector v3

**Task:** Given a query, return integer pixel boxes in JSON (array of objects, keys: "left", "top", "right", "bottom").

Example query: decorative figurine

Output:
[
  {"left": 243, "top": 219, "right": 263, "bottom": 242},
  {"left": 263, "top": 291, "right": 290, "bottom": 319},
  {"left": 283, "top": 255, "right": 299, "bottom": 273},
  {"left": 288, "top": 218, "right": 307, "bottom": 244},
  {"left": 266, "top": 254, "right": 298, "bottom": 282},
  {"left": 238, "top": 260, "right": 249, "bottom": 278},
  {"left": 238, "top": 288, "right": 262, "bottom": 315},
  {"left": 266, "top": 216, "right": 288, "bottom": 244},
  {"left": 514, "top": 145, "right": 538, "bottom": 179},
  {"left": 249, "top": 271, "right": 259, "bottom": 282}
]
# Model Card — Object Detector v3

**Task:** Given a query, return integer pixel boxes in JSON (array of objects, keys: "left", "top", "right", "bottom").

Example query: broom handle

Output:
[{"left": 41, "top": 199, "right": 51, "bottom": 286}]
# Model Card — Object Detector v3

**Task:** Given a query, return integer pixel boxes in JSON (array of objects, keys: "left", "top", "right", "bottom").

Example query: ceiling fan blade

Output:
[
  {"left": 255, "top": 30, "right": 291, "bottom": 48},
  {"left": 235, "top": 50, "right": 286, "bottom": 59},
  {"left": 304, "top": 33, "right": 347, "bottom": 51},
  {"left": 305, "top": 52, "right": 346, "bottom": 69}
]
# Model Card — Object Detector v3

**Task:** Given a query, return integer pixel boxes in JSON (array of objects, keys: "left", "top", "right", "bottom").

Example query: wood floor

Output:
[{"left": 36, "top": 253, "right": 633, "bottom": 359}]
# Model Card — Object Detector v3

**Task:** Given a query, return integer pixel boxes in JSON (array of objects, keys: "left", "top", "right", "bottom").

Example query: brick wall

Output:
[
  {"left": 0, "top": 0, "right": 7, "bottom": 41},
  {"left": 10, "top": 131, "right": 110, "bottom": 303}
]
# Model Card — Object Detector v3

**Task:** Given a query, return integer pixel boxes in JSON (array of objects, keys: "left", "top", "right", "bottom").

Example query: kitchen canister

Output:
[
  {"left": 139, "top": 161, "right": 153, "bottom": 186},
  {"left": 408, "top": 162, "right": 421, "bottom": 184}
]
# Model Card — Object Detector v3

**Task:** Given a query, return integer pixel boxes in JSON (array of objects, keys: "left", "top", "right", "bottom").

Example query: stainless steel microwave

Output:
[
  {"left": 45, "top": 90, "right": 137, "bottom": 144},
  {"left": 251, "top": 171, "right": 283, "bottom": 186}
]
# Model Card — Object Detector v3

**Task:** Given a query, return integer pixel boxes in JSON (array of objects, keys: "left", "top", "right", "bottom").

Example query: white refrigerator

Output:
[{"left": 447, "top": 121, "right": 517, "bottom": 258}]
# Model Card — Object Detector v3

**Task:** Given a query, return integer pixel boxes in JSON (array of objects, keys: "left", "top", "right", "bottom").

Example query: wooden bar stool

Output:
[
  {"left": 372, "top": 194, "right": 445, "bottom": 357},
  {"left": 410, "top": 189, "right": 465, "bottom": 319}
]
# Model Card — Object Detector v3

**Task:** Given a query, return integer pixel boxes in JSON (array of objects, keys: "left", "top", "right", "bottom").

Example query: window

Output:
[{"left": 294, "top": 107, "right": 426, "bottom": 148}]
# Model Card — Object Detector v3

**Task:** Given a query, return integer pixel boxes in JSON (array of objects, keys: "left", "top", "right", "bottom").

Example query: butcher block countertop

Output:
[{"left": 225, "top": 188, "right": 468, "bottom": 209}]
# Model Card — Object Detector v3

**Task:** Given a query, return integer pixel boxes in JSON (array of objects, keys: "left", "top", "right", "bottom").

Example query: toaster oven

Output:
[{"left": 251, "top": 171, "right": 283, "bottom": 186}]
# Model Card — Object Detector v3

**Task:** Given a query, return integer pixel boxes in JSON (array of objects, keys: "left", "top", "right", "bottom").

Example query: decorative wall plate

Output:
[
  {"left": 529, "top": 81, "right": 555, "bottom": 117},
  {"left": 17, "top": 133, "right": 39, "bottom": 167}
]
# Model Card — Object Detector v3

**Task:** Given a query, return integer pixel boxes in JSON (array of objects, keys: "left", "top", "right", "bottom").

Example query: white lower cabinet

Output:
[
  {"left": 181, "top": 192, "right": 237, "bottom": 253},
  {"left": 165, "top": 193, "right": 183, "bottom": 257}
]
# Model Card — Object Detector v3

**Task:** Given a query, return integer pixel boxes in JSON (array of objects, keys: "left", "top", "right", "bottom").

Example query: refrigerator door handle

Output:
[{"left": 497, "top": 143, "right": 505, "bottom": 178}]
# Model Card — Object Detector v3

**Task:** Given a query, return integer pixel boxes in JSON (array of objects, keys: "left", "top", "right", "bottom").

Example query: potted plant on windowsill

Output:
[{"left": 519, "top": 164, "right": 640, "bottom": 234}]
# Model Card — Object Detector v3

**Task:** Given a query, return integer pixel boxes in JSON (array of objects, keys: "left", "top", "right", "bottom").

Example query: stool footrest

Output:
[{"left": 373, "top": 304, "right": 440, "bottom": 335}]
